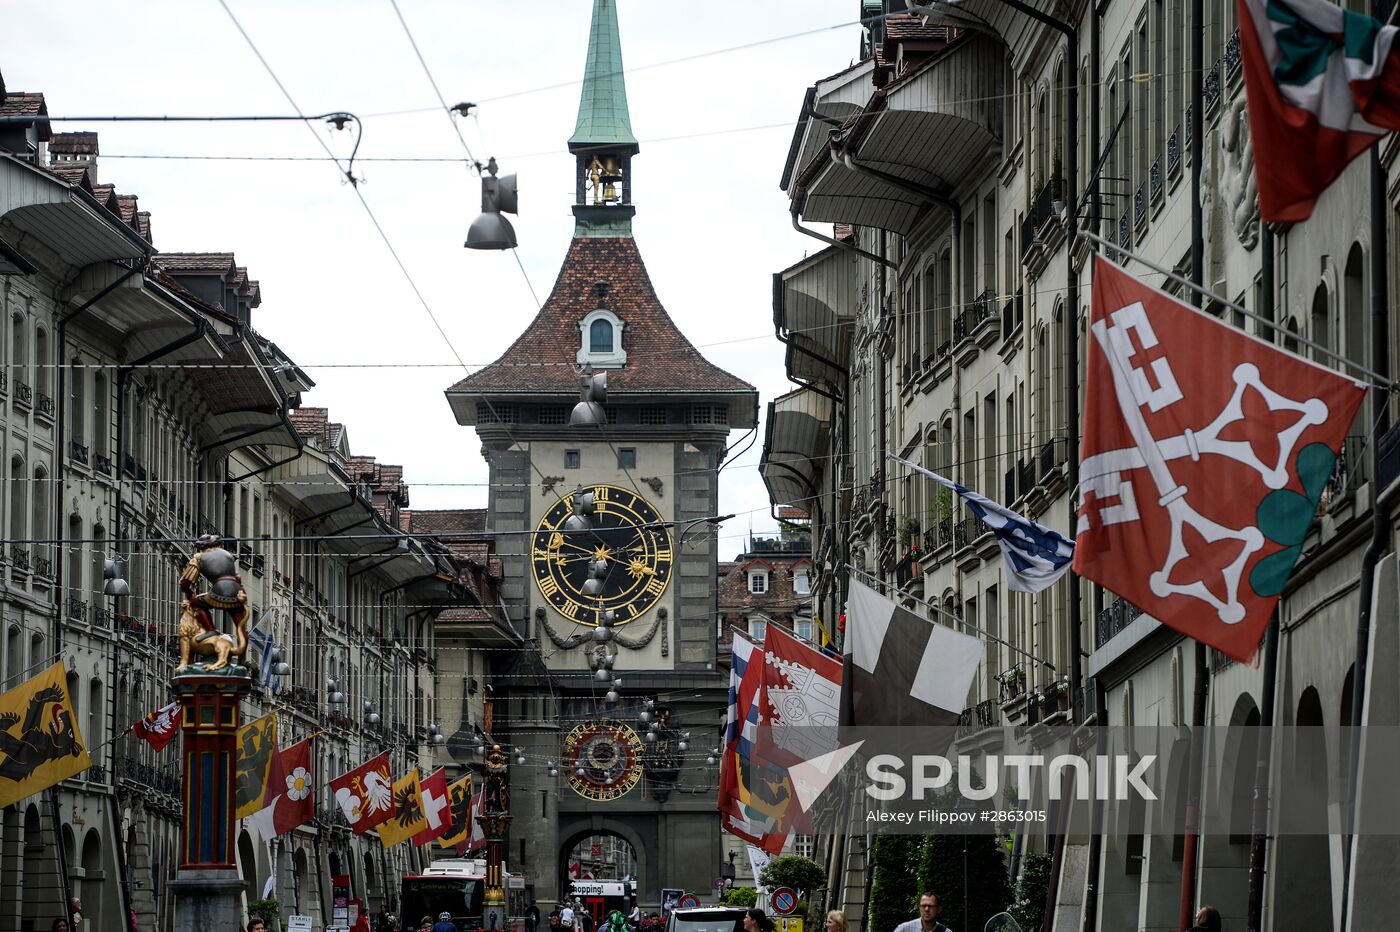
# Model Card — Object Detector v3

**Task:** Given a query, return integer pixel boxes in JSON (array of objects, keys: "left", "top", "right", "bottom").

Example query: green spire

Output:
[{"left": 568, "top": 0, "right": 638, "bottom": 150}]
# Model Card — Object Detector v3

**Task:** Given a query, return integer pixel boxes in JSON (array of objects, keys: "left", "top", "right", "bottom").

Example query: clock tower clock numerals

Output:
[{"left": 531, "top": 483, "right": 672, "bottom": 626}]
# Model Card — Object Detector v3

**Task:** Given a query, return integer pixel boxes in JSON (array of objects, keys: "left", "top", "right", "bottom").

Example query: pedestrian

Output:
[
  {"left": 550, "top": 909, "right": 563, "bottom": 932},
  {"left": 353, "top": 902, "right": 373, "bottom": 932},
  {"left": 891, "top": 893, "right": 949, "bottom": 932},
  {"left": 248, "top": 921, "right": 269, "bottom": 932},
  {"left": 378, "top": 904, "right": 395, "bottom": 932},
  {"left": 1189, "top": 906, "right": 1221, "bottom": 932},
  {"left": 579, "top": 904, "right": 595, "bottom": 932},
  {"left": 628, "top": 901, "right": 641, "bottom": 932},
  {"left": 431, "top": 911, "right": 459, "bottom": 932},
  {"left": 824, "top": 911, "right": 847, "bottom": 932},
  {"left": 742, "top": 909, "right": 775, "bottom": 932},
  {"left": 527, "top": 899, "right": 542, "bottom": 932},
  {"left": 418, "top": 916, "right": 434, "bottom": 932},
  {"left": 50, "top": 922, "right": 68, "bottom": 932},
  {"left": 561, "top": 901, "right": 576, "bottom": 931},
  {"left": 70, "top": 898, "right": 84, "bottom": 930}
]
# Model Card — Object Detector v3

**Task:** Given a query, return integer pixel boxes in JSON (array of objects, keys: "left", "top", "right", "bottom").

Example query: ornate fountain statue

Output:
[{"left": 176, "top": 534, "right": 251, "bottom": 674}]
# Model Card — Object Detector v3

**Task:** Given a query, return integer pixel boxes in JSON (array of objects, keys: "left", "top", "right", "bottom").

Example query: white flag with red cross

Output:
[{"left": 1075, "top": 256, "right": 1367, "bottom": 662}]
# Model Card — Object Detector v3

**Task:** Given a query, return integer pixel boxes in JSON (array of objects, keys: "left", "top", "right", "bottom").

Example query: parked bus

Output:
[
  {"left": 569, "top": 879, "right": 637, "bottom": 930},
  {"left": 402, "top": 858, "right": 528, "bottom": 932}
]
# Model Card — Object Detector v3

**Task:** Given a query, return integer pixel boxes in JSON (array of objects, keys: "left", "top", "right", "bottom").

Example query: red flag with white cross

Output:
[
  {"left": 1075, "top": 256, "right": 1366, "bottom": 662},
  {"left": 412, "top": 767, "right": 451, "bottom": 845}
]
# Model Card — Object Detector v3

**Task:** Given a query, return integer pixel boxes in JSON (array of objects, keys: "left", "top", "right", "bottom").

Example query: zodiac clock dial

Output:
[
  {"left": 563, "top": 720, "right": 645, "bottom": 801},
  {"left": 531, "top": 484, "right": 672, "bottom": 626}
]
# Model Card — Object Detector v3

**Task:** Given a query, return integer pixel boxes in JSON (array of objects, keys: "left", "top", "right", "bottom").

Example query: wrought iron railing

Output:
[
  {"left": 69, "top": 440, "right": 89, "bottom": 465},
  {"left": 1095, "top": 597, "right": 1143, "bottom": 649},
  {"left": 1322, "top": 434, "right": 1370, "bottom": 508},
  {"left": 1167, "top": 124, "right": 1182, "bottom": 176},
  {"left": 10, "top": 546, "right": 28, "bottom": 571},
  {"left": 1150, "top": 154, "right": 1163, "bottom": 202},
  {"left": 1204, "top": 60, "right": 1222, "bottom": 112},
  {"left": 1118, "top": 209, "right": 1132, "bottom": 250},
  {"left": 956, "top": 698, "right": 1000, "bottom": 739},
  {"left": 1134, "top": 182, "right": 1148, "bottom": 227},
  {"left": 36, "top": 393, "right": 54, "bottom": 419},
  {"left": 1039, "top": 438, "right": 1062, "bottom": 478},
  {"left": 95, "top": 453, "right": 112, "bottom": 476},
  {"left": 67, "top": 598, "right": 88, "bottom": 622},
  {"left": 14, "top": 382, "right": 31, "bottom": 408},
  {"left": 1020, "top": 177, "right": 1061, "bottom": 258},
  {"left": 1225, "top": 28, "right": 1242, "bottom": 80},
  {"left": 1000, "top": 288, "right": 1024, "bottom": 340},
  {"left": 34, "top": 556, "right": 52, "bottom": 578},
  {"left": 1185, "top": 105, "right": 1194, "bottom": 149}
]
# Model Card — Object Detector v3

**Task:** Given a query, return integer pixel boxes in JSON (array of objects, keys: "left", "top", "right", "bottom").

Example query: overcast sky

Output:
[{"left": 3, "top": 0, "right": 858, "bottom": 559}]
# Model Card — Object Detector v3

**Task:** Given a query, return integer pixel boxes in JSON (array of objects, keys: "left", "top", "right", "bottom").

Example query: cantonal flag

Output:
[
  {"left": 754, "top": 624, "right": 842, "bottom": 771},
  {"left": 328, "top": 752, "right": 394, "bottom": 835},
  {"left": 1075, "top": 256, "right": 1366, "bottom": 662},
  {"left": 250, "top": 738, "right": 315, "bottom": 838},
  {"left": 437, "top": 774, "right": 475, "bottom": 850},
  {"left": 378, "top": 770, "right": 428, "bottom": 848},
  {"left": 1239, "top": 0, "right": 1400, "bottom": 222},
  {"left": 412, "top": 768, "right": 452, "bottom": 846},
  {"left": 130, "top": 700, "right": 181, "bottom": 752}
]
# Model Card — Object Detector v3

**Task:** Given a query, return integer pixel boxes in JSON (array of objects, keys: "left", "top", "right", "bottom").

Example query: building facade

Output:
[
  {"left": 444, "top": 0, "right": 758, "bottom": 909},
  {"left": 761, "top": 2, "right": 1400, "bottom": 930},
  {"left": 1, "top": 82, "right": 483, "bottom": 931}
]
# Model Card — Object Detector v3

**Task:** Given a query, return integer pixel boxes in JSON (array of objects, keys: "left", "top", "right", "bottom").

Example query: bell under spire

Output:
[{"left": 569, "top": 0, "right": 639, "bottom": 237}]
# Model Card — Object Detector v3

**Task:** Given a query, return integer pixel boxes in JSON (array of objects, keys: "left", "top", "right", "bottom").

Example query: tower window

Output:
[
  {"left": 617, "top": 448, "right": 636, "bottom": 469},
  {"left": 590, "top": 319, "right": 613, "bottom": 353},
  {"left": 564, "top": 450, "right": 581, "bottom": 469}
]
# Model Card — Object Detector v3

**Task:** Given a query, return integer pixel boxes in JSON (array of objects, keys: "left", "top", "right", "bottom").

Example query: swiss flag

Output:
[
  {"left": 251, "top": 738, "right": 316, "bottom": 837},
  {"left": 412, "top": 768, "right": 451, "bottom": 845},
  {"left": 1075, "top": 257, "right": 1366, "bottom": 661}
]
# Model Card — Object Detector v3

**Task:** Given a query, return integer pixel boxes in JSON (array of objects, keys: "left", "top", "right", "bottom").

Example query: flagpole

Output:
[
  {"left": 845, "top": 565, "right": 1057, "bottom": 673},
  {"left": 1080, "top": 230, "right": 1394, "bottom": 388}
]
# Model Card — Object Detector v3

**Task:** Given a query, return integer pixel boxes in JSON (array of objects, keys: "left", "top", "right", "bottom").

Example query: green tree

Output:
[
  {"left": 247, "top": 898, "right": 282, "bottom": 931},
  {"left": 868, "top": 835, "right": 921, "bottom": 932},
  {"left": 915, "top": 833, "right": 1013, "bottom": 932},
  {"left": 758, "top": 854, "right": 827, "bottom": 900},
  {"left": 720, "top": 887, "right": 758, "bottom": 908},
  {"left": 1008, "top": 854, "right": 1052, "bottom": 932}
]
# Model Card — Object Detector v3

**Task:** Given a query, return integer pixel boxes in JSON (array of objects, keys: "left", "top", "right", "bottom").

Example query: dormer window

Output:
[{"left": 577, "top": 308, "right": 628, "bottom": 367}]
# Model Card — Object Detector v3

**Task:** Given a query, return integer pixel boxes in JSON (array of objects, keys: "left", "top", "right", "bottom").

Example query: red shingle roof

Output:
[
  {"left": 0, "top": 92, "right": 50, "bottom": 140},
  {"left": 407, "top": 509, "right": 488, "bottom": 535},
  {"left": 448, "top": 237, "right": 754, "bottom": 396},
  {"left": 153, "top": 252, "right": 236, "bottom": 274},
  {"left": 49, "top": 132, "right": 98, "bottom": 156},
  {"left": 288, "top": 407, "right": 329, "bottom": 437}
]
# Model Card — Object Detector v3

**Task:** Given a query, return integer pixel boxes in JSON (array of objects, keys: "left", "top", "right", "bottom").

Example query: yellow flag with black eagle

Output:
[
  {"left": 378, "top": 769, "right": 428, "bottom": 847},
  {"left": 0, "top": 663, "right": 91, "bottom": 809}
]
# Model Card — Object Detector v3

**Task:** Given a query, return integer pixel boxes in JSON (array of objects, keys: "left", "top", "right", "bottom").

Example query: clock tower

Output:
[{"left": 444, "top": 0, "right": 757, "bottom": 907}]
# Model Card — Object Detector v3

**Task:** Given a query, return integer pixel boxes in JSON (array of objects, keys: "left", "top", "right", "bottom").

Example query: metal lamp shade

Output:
[
  {"left": 570, "top": 401, "right": 607, "bottom": 427},
  {"left": 465, "top": 212, "right": 517, "bottom": 250}
]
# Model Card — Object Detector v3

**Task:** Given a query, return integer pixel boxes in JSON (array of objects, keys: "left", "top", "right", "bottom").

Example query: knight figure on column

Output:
[{"left": 177, "top": 534, "right": 251, "bottom": 673}]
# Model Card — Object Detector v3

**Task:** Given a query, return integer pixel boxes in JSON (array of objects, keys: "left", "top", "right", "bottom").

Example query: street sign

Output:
[
  {"left": 679, "top": 894, "right": 700, "bottom": 909},
  {"left": 780, "top": 918, "right": 804, "bottom": 932},
  {"left": 288, "top": 917, "right": 313, "bottom": 932},
  {"left": 771, "top": 888, "right": 798, "bottom": 916}
]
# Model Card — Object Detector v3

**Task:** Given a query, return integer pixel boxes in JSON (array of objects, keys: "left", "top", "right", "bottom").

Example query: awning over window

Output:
[
  {"left": 760, "top": 388, "right": 833, "bottom": 510},
  {"left": 774, "top": 246, "right": 859, "bottom": 390}
]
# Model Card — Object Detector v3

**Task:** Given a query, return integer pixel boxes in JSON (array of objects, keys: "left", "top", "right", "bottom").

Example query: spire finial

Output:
[{"left": 569, "top": 0, "right": 639, "bottom": 151}]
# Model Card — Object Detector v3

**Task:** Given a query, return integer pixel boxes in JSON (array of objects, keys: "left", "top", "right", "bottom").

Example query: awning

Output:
[
  {"left": 760, "top": 388, "right": 833, "bottom": 510},
  {"left": 782, "top": 60, "right": 877, "bottom": 193},
  {"left": 0, "top": 154, "right": 149, "bottom": 265},
  {"left": 793, "top": 34, "right": 1004, "bottom": 235},
  {"left": 0, "top": 236, "right": 36, "bottom": 275},
  {"left": 187, "top": 339, "right": 300, "bottom": 457},
  {"left": 775, "top": 246, "right": 859, "bottom": 390},
  {"left": 68, "top": 267, "right": 229, "bottom": 368}
]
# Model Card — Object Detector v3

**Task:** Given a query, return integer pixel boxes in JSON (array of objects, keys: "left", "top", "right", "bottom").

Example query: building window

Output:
[
  {"left": 564, "top": 450, "right": 580, "bottom": 469},
  {"left": 590, "top": 319, "right": 613, "bottom": 353},
  {"left": 793, "top": 571, "right": 810, "bottom": 595},
  {"left": 617, "top": 448, "right": 636, "bottom": 469},
  {"left": 795, "top": 617, "right": 813, "bottom": 642},
  {"left": 577, "top": 309, "right": 627, "bottom": 367},
  {"left": 749, "top": 617, "right": 767, "bottom": 641},
  {"left": 795, "top": 834, "right": 815, "bottom": 859},
  {"left": 639, "top": 407, "right": 668, "bottom": 425},
  {"left": 748, "top": 572, "right": 768, "bottom": 594}
]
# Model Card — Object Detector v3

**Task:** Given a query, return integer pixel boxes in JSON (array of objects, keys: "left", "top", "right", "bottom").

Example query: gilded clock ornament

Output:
[
  {"left": 562, "top": 720, "right": 644, "bottom": 801},
  {"left": 532, "top": 484, "right": 672, "bottom": 626}
]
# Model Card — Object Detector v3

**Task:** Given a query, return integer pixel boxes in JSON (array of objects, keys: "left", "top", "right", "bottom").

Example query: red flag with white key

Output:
[
  {"left": 1075, "top": 256, "right": 1366, "bottom": 662},
  {"left": 412, "top": 767, "right": 451, "bottom": 845}
]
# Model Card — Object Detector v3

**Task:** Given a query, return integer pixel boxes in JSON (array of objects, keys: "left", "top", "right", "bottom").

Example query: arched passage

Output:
[
  {"left": 238, "top": 830, "right": 258, "bottom": 900},
  {"left": 21, "top": 806, "right": 42, "bottom": 932},
  {"left": 80, "top": 829, "right": 104, "bottom": 927},
  {"left": 557, "top": 820, "right": 647, "bottom": 910},
  {"left": 1273, "top": 687, "right": 1334, "bottom": 928}
]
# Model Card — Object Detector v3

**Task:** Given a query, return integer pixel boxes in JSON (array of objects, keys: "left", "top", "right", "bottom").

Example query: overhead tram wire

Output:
[{"left": 216, "top": 0, "right": 559, "bottom": 494}]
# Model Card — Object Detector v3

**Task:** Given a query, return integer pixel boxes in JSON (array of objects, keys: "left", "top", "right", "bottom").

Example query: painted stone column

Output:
[
  {"left": 168, "top": 672, "right": 252, "bottom": 931},
  {"left": 480, "top": 745, "right": 514, "bottom": 930}
]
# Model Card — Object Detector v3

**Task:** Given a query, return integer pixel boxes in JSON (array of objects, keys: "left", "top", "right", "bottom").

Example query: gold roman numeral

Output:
[
  {"left": 644, "top": 578, "right": 665, "bottom": 597},
  {"left": 539, "top": 577, "right": 560, "bottom": 599},
  {"left": 559, "top": 600, "right": 581, "bottom": 620},
  {"left": 653, "top": 548, "right": 672, "bottom": 563}
]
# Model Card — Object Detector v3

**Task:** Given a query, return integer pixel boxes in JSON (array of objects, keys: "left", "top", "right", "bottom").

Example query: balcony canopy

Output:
[
  {"left": 774, "top": 246, "right": 859, "bottom": 391},
  {"left": 760, "top": 388, "right": 833, "bottom": 511}
]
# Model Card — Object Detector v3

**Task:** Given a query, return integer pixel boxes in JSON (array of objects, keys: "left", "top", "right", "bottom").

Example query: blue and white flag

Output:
[
  {"left": 248, "top": 610, "right": 284, "bottom": 692},
  {"left": 889, "top": 454, "right": 1074, "bottom": 593}
]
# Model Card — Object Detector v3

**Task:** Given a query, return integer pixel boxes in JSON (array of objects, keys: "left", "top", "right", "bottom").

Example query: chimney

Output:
[{"left": 48, "top": 132, "right": 100, "bottom": 182}]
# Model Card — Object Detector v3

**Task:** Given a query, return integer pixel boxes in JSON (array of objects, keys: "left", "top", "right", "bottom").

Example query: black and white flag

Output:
[{"left": 841, "top": 578, "right": 984, "bottom": 726}]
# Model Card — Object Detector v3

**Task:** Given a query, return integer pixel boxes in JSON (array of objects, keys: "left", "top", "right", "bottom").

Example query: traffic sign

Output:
[
  {"left": 679, "top": 894, "right": 700, "bottom": 909},
  {"left": 287, "top": 918, "right": 313, "bottom": 932},
  {"left": 780, "top": 918, "right": 804, "bottom": 932},
  {"left": 771, "top": 888, "right": 798, "bottom": 916}
]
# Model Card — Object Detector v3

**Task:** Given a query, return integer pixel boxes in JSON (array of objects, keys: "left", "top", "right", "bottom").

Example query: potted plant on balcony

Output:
[{"left": 1051, "top": 154, "right": 1065, "bottom": 216}]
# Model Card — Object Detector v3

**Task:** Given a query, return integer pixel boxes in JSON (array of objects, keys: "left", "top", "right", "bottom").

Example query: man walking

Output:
[{"left": 892, "top": 893, "right": 950, "bottom": 932}]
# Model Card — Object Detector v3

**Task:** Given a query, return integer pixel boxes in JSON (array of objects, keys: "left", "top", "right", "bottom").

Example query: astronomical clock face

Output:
[
  {"left": 563, "top": 720, "right": 645, "bottom": 801},
  {"left": 532, "top": 484, "right": 672, "bottom": 626}
]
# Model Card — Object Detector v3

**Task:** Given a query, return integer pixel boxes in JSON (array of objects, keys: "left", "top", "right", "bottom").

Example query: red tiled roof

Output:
[
  {"left": 49, "top": 165, "right": 92, "bottom": 188},
  {"left": 884, "top": 12, "right": 953, "bottom": 41},
  {"left": 136, "top": 212, "right": 153, "bottom": 244},
  {"left": 778, "top": 506, "right": 810, "bottom": 520},
  {"left": 408, "top": 509, "right": 488, "bottom": 535},
  {"left": 49, "top": 132, "right": 98, "bottom": 156},
  {"left": 448, "top": 237, "right": 755, "bottom": 395},
  {"left": 115, "top": 195, "right": 138, "bottom": 224},
  {"left": 288, "top": 407, "right": 329, "bottom": 437},
  {"left": 0, "top": 92, "right": 50, "bottom": 141},
  {"left": 153, "top": 252, "right": 236, "bottom": 274}
]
